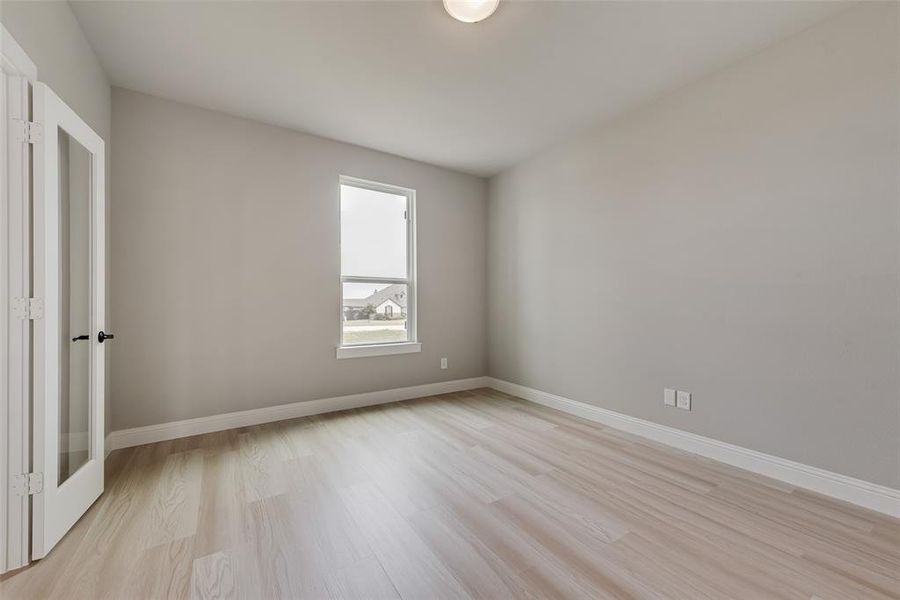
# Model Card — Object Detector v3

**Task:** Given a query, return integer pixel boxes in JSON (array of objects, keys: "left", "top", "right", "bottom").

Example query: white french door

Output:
[
  {"left": 31, "top": 82, "right": 106, "bottom": 559},
  {"left": 2, "top": 25, "right": 37, "bottom": 574}
]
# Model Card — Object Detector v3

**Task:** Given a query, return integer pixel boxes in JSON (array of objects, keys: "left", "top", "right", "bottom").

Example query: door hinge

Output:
[
  {"left": 12, "top": 119, "right": 43, "bottom": 144},
  {"left": 12, "top": 473, "right": 43, "bottom": 496},
  {"left": 11, "top": 297, "right": 44, "bottom": 319}
]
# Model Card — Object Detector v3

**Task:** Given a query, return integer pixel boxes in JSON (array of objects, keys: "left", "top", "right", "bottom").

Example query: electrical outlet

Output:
[
  {"left": 440, "top": 357, "right": 448, "bottom": 369},
  {"left": 664, "top": 389, "right": 677, "bottom": 407},
  {"left": 676, "top": 390, "right": 692, "bottom": 411}
]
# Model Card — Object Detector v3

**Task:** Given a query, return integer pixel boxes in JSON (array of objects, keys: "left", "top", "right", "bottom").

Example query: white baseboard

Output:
[
  {"left": 104, "top": 374, "right": 899, "bottom": 518},
  {"left": 108, "top": 377, "right": 491, "bottom": 451},
  {"left": 487, "top": 378, "right": 900, "bottom": 519}
]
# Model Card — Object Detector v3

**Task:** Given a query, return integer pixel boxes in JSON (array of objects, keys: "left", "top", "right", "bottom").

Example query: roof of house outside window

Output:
[{"left": 343, "top": 283, "right": 407, "bottom": 309}]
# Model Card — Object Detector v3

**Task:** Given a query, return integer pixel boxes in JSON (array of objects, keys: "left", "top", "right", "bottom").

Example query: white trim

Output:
[
  {"left": 336, "top": 341, "right": 421, "bottom": 359},
  {"left": 487, "top": 378, "right": 900, "bottom": 518},
  {"left": 108, "top": 376, "right": 489, "bottom": 451},
  {"left": 339, "top": 175, "right": 415, "bottom": 199}
]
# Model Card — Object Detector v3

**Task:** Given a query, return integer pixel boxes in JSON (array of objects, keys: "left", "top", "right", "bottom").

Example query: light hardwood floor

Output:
[{"left": 2, "top": 388, "right": 899, "bottom": 599}]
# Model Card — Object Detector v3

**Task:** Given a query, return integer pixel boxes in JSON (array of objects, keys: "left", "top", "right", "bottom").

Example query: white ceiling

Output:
[{"left": 71, "top": 1, "right": 848, "bottom": 177}]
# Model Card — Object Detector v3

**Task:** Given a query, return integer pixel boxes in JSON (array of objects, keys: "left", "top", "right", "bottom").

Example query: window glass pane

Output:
[
  {"left": 342, "top": 283, "right": 408, "bottom": 345},
  {"left": 58, "top": 127, "right": 93, "bottom": 484},
  {"left": 341, "top": 184, "right": 407, "bottom": 278}
]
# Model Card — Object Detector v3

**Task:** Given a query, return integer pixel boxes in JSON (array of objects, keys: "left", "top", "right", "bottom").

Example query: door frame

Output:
[{"left": 1, "top": 24, "right": 38, "bottom": 575}]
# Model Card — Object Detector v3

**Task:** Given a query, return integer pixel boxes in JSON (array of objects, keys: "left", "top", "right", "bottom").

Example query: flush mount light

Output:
[{"left": 443, "top": 0, "right": 500, "bottom": 23}]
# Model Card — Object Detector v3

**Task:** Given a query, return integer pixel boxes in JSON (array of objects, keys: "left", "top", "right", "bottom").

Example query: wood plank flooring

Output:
[{"left": 2, "top": 388, "right": 899, "bottom": 599}]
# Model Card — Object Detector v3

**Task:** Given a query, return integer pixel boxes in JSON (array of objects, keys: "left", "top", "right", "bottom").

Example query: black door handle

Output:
[
  {"left": 98, "top": 331, "right": 115, "bottom": 343},
  {"left": 72, "top": 334, "right": 89, "bottom": 342}
]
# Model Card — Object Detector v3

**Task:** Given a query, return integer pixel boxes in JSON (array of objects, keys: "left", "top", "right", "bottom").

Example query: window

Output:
[{"left": 337, "top": 176, "right": 418, "bottom": 358}]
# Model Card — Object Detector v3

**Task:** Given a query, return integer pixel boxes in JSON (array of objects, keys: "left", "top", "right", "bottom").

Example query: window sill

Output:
[{"left": 336, "top": 342, "right": 421, "bottom": 360}]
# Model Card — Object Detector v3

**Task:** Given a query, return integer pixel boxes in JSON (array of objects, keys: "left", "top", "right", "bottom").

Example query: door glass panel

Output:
[{"left": 58, "top": 127, "right": 92, "bottom": 485}]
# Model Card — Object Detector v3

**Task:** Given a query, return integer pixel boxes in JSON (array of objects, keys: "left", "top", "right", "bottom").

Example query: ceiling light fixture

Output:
[{"left": 443, "top": 0, "right": 500, "bottom": 23}]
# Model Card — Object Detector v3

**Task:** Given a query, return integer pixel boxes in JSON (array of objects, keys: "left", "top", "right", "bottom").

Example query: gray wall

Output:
[
  {"left": 487, "top": 3, "right": 900, "bottom": 488},
  {"left": 0, "top": 1, "right": 109, "bottom": 142},
  {"left": 111, "top": 88, "right": 487, "bottom": 430},
  {"left": 1, "top": 1, "right": 113, "bottom": 434}
]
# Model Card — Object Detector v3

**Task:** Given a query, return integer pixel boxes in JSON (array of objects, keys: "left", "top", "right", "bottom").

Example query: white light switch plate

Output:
[
  {"left": 440, "top": 357, "right": 448, "bottom": 369},
  {"left": 676, "top": 390, "right": 692, "bottom": 411},
  {"left": 664, "top": 389, "right": 677, "bottom": 407}
]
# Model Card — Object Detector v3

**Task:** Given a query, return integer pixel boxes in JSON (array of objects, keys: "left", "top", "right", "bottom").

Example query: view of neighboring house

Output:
[{"left": 343, "top": 284, "right": 407, "bottom": 320}]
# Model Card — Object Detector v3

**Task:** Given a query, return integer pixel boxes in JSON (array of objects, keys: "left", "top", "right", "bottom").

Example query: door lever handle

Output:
[
  {"left": 98, "top": 331, "right": 115, "bottom": 343},
  {"left": 72, "top": 334, "right": 90, "bottom": 342}
]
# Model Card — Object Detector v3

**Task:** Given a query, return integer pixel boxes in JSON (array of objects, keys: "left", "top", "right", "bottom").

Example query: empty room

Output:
[{"left": 1, "top": 0, "right": 899, "bottom": 598}]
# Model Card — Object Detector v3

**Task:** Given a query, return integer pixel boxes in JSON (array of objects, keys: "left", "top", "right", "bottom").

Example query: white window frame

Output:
[{"left": 337, "top": 175, "right": 419, "bottom": 359}]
